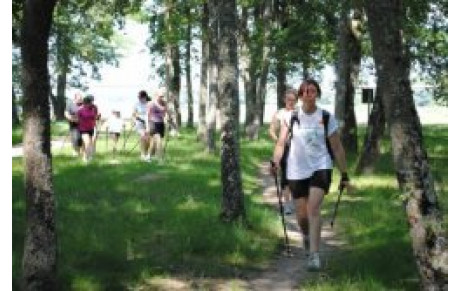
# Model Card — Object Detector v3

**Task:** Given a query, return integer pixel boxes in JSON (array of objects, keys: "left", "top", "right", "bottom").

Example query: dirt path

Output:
[
  {"left": 139, "top": 161, "right": 345, "bottom": 290},
  {"left": 12, "top": 139, "right": 69, "bottom": 157},
  {"left": 241, "top": 161, "right": 345, "bottom": 290}
]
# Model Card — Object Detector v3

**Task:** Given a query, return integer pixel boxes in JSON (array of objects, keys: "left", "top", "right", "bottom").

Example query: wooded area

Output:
[{"left": 13, "top": 0, "right": 447, "bottom": 289}]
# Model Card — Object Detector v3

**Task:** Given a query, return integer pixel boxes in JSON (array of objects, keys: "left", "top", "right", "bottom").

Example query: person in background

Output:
[
  {"left": 269, "top": 88, "right": 298, "bottom": 216},
  {"left": 107, "top": 110, "right": 124, "bottom": 155},
  {"left": 132, "top": 90, "right": 150, "bottom": 161},
  {"left": 64, "top": 92, "right": 83, "bottom": 157},
  {"left": 77, "top": 95, "right": 99, "bottom": 163},
  {"left": 271, "top": 79, "right": 351, "bottom": 271},
  {"left": 146, "top": 88, "right": 167, "bottom": 162}
]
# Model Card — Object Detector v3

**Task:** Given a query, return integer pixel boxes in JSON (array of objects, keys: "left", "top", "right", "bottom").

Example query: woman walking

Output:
[{"left": 271, "top": 79, "right": 351, "bottom": 271}]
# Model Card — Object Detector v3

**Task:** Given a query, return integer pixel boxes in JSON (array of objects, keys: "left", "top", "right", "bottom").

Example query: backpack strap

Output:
[
  {"left": 289, "top": 109, "right": 299, "bottom": 135},
  {"left": 322, "top": 110, "right": 334, "bottom": 161},
  {"left": 288, "top": 109, "right": 299, "bottom": 141}
]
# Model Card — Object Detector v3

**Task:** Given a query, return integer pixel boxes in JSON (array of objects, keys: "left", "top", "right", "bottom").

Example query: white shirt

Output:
[
  {"left": 107, "top": 116, "right": 123, "bottom": 133},
  {"left": 286, "top": 108, "right": 338, "bottom": 180}
]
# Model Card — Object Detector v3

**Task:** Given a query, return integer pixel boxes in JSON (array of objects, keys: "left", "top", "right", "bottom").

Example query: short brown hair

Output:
[{"left": 298, "top": 79, "right": 321, "bottom": 98}]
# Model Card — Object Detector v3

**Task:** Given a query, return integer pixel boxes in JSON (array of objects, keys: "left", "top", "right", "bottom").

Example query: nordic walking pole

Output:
[
  {"left": 105, "top": 125, "right": 108, "bottom": 152},
  {"left": 162, "top": 123, "right": 170, "bottom": 162},
  {"left": 122, "top": 122, "right": 135, "bottom": 152},
  {"left": 60, "top": 132, "right": 70, "bottom": 151},
  {"left": 127, "top": 136, "right": 141, "bottom": 154},
  {"left": 330, "top": 184, "right": 345, "bottom": 228},
  {"left": 270, "top": 160, "right": 291, "bottom": 255}
]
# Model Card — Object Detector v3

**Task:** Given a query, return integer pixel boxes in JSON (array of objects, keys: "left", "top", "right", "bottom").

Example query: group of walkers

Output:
[
  {"left": 64, "top": 88, "right": 169, "bottom": 164},
  {"left": 270, "top": 78, "right": 352, "bottom": 271},
  {"left": 64, "top": 78, "right": 350, "bottom": 272}
]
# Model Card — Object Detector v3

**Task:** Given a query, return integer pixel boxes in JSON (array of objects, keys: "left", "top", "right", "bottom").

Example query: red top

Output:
[{"left": 77, "top": 104, "right": 98, "bottom": 131}]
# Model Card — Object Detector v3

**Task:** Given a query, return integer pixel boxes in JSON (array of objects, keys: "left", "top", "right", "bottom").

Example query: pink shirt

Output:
[{"left": 77, "top": 105, "right": 98, "bottom": 131}]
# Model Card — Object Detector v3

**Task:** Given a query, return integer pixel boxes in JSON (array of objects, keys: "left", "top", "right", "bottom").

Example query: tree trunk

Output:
[
  {"left": 355, "top": 76, "right": 386, "bottom": 174},
  {"left": 13, "top": 87, "right": 20, "bottom": 126},
  {"left": 334, "top": 7, "right": 362, "bottom": 154},
  {"left": 198, "top": 2, "right": 209, "bottom": 141},
  {"left": 164, "top": 0, "right": 180, "bottom": 133},
  {"left": 239, "top": 6, "right": 255, "bottom": 128},
  {"left": 51, "top": 71, "right": 67, "bottom": 120},
  {"left": 218, "top": 0, "right": 245, "bottom": 222},
  {"left": 274, "top": 0, "right": 287, "bottom": 110},
  {"left": 276, "top": 61, "right": 286, "bottom": 110},
  {"left": 206, "top": 0, "right": 218, "bottom": 152},
  {"left": 172, "top": 44, "right": 181, "bottom": 128},
  {"left": 240, "top": 5, "right": 259, "bottom": 140},
  {"left": 365, "top": 1, "right": 447, "bottom": 289},
  {"left": 21, "top": 0, "right": 58, "bottom": 289},
  {"left": 256, "top": 0, "right": 272, "bottom": 126},
  {"left": 185, "top": 8, "right": 193, "bottom": 128},
  {"left": 51, "top": 29, "right": 68, "bottom": 121}
]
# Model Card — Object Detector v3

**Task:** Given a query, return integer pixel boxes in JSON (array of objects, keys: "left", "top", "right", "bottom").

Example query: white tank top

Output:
[{"left": 286, "top": 108, "right": 338, "bottom": 180}]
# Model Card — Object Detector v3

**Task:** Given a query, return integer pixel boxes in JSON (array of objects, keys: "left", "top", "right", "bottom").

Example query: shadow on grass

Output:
[
  {"left": 311, "top": 184, "right": 421, "bottom": 290},
  {"left": 13, "top": 137, "right": 278, "bottom": 290}
]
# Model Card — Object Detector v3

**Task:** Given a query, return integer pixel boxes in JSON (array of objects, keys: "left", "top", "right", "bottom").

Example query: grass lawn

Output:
[
  {"left": 12, "top": 124, "right": 447, "bottom": 290},
  {"left": 13, "top": 126, "right": 281, "bottom": 290}
]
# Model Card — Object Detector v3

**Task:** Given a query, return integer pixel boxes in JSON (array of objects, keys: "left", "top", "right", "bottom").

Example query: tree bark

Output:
[
  {"left": 239, "top": 5, "right": 260, "bottom": 140},
  {"left": 172, "top": 44, "right": 181, "bottom": 127},
  {"left": 51, "top": 28, "right": 68, "bottom": 121},
  {"left": 21, "top": 0, "right": 58, "bottom": 289},
  {"left": 218, "top": 0, "right": 245, "bottom": 222},
  {"left": 185, "top": 7, "right": 194, "bottom": 128},
  {"left": 355, "top": 76, "right": 386, "bottom": 174},
  {"left": 274, "top": 0, "right": 287, "bottom": 110},
  {"left": 256, "top": 0, "right": 272, "bottom": 128},
  {"left": 239, "top": 6, "right": 255, "bottom": 128},
  {"left": 51, "top": 70, "right": 67, "bottom": 120},
  {"left": 197, "top": 2, "right": 209, "bottom": 141},
  {"left": 206, "top": 0, "right": 218, "bottom": 152},
  {"left": 164, "top": 0, "right": 180, "bottom": 132},
  {"left": 13, "top": 87, "right": 20, "bottom": 126},
  {"left": 334, "top": 7, "right": 362, "bottom": 154},
  {"left": 365, "top": 1, "right": 448, "bottom": 289}
]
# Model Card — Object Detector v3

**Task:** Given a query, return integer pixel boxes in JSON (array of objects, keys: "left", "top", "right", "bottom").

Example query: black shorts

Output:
[
  {"left": 148, "top": 121, "right": 165, "bottom": 138},
  {"left": 80, "top": 129, "right": 95, "bottom": 137},
  {"left": 288, "top": 169, "right": 332, "bottom": 199}
]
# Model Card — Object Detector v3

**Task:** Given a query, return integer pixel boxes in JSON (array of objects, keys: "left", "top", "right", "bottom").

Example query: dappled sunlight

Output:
[
  {"left": 67, "top": 201, "right": 91, "bottom": 212},
  {"left": 176, "top": 195, "right": 206, "bottom": 211},
  {"left": 71, "top": 275, "right": 103, "bottom": 291},
  {"left": 13, "top": 123, "right": 446, "bottom": 289}
]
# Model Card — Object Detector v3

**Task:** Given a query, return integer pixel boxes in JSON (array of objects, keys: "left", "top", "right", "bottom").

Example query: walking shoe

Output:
[{"left": 307, "top": 252, "right": 321, "bottom": 271}]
